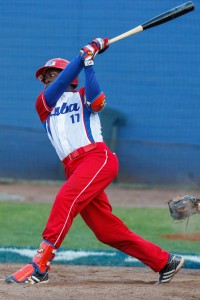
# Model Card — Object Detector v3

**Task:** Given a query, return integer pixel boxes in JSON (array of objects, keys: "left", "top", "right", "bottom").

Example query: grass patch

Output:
[{"left": 1, "top": 202, "right": 200, "bottom": 253}]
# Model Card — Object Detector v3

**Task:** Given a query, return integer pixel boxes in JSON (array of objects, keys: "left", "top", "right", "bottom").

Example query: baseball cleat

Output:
[
  {"left": 157, "top": 254, "right": 184, "bottom": 284},
  {"left": 5, "top": 263, "right": 49, "bottom": 284}
]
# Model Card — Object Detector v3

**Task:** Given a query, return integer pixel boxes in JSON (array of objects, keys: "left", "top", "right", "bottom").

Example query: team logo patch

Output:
[{"left": 45, "top": 61, "right": 56, "bottom": 67}]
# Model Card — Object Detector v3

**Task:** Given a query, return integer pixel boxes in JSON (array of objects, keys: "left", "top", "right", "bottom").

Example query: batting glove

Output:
[{"left": 80, "top": 37, "right": 109, "bottom": 66}]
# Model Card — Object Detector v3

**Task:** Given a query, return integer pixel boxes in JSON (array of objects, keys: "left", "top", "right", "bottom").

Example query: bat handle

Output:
[{"left": 108, "top": 25, "right": 143, "bottom": 45}]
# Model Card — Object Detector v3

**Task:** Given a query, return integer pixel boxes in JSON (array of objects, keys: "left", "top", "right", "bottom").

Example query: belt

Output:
[{"left": 63, "top": 143, "right": 97, "bottom": 163}]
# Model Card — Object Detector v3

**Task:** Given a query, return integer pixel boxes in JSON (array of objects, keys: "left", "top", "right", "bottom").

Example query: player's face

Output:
[{"left": 43, "top": 68, "right": 62, "bottom": 89}]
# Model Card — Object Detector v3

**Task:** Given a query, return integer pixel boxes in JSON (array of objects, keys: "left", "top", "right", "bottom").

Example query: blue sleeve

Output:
[
  {"left": 44, "top": 55, "right": 84, "bottom": 108},
  {"left": 84, "top": 66, "right": 101, "bottom": 102}
]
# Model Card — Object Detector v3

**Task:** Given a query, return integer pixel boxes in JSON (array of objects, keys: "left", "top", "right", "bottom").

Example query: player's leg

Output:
[
  {"left": 5, "top": 143, "right": 118, "bottom": 284},
  {"left": 80, "top": 191, "right": 184, "bottom": 282},
  {"left": 42, "top": 145, "right": 119, "bottom": 249},
  {"left": 80, "top": 191, "right": 168, "bottom": 271}
]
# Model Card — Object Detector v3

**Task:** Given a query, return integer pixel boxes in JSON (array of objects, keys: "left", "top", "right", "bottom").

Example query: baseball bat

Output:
[{"left": 108, "top": 1, "right": 194, "bottom": 45}]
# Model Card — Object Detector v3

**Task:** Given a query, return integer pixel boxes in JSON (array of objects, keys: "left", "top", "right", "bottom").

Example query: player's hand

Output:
[
  {"left": 80, "top": 37, "right": 109, "bottom": 66},
  {"left": 93, "top": 38, "right": 109, "bottom": 54}
]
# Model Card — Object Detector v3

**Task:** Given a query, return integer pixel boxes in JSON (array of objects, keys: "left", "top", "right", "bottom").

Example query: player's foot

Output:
[
  {"left": 5, "top": 263, "right": 49, "bottom": 284},
  {"left": 157, "top": 254, "right": 184, "bottom": 284}
]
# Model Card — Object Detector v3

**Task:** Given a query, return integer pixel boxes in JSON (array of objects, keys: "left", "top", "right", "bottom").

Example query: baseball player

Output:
[{"left": 5, "top": 38, "right": 184, "bottom": 284}]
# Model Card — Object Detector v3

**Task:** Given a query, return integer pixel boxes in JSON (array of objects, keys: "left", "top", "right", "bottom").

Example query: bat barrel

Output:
[
  {"left": 108, "top": 1, "right": 194, "bottom": 45},
  {"left": 142, "top": 1, "right": 194, "bottom": 30}
]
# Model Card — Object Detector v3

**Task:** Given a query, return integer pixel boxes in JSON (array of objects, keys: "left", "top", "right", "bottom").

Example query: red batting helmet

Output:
[{"left": 35, "top": 58, "right": 78, "bottom": 87}]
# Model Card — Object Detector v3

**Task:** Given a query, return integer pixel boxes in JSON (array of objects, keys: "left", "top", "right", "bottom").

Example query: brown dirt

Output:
[
  {"left": 1, "top": 180, "right": 200, "bottom": 207},
  {"left": 0, "top": 264, "right": 200, "bottom": 300},
  {"left": 0, "top": 181, "right": 200, "bottom": 299},
  {"left": 162, "top": 233, "right": 200, "bottom": 241}
]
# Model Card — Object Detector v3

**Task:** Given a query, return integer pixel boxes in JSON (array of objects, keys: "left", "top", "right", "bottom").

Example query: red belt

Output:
[{"left": 63, "top": 143, "right": 97, "bottom": 163}]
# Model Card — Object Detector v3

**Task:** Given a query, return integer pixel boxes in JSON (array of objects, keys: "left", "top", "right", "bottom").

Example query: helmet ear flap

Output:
[{"left": 35, "top": 58, "right": 78, "bottom": 87}]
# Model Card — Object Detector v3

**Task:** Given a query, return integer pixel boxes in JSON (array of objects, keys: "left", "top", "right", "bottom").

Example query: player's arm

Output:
[
  {"left": 84, "top": 65, "right": 106, "bottom": 112},
  {"left": 44, "top": 55, "right": 84, "bottom": 108},
  {"left": 81, "top": 38, "right": 108, "bottom": 112},
  {"left": 44, "top": 37, "right": 108, "bottom": 109},
  {"left": 36, "top": 37, "right": 108, "bottom": 120}
]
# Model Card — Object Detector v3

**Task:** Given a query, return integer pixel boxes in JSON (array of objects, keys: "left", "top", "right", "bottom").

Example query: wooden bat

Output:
[{"left": 108, "top": 1, "right": 195, "bottom": 45}]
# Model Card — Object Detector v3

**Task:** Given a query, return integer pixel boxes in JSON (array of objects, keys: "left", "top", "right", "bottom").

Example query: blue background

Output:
[{"left": 0, "top": 0, "right": 199, "bottom": 185}]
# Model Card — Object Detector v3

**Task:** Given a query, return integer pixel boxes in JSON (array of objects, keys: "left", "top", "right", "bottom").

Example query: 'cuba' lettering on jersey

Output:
[{"left": 51, "top": 102, "right": 80, "bottom": 116}]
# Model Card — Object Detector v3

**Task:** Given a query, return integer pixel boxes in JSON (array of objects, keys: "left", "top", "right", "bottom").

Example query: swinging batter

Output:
[{"left": 5, "top": 38, "right": 184, "bottom": 285}]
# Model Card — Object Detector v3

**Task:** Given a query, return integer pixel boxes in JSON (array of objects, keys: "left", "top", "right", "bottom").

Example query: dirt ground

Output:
[{"left": 0, "top": 180, "right": 200, "bottom": 300}]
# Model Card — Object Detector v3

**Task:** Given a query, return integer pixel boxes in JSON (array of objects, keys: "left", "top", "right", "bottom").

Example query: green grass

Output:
[{"left": 1, "top": 202, "right": 200, "bottom": 253}]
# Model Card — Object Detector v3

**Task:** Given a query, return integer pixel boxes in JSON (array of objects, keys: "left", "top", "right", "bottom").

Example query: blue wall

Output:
[{"left": 0, "top": 0, "right": 199, "bottom": 185}]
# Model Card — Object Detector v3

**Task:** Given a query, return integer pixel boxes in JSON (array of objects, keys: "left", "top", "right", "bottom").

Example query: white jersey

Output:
[{"left": 36, "top": 89, "right": 103, "bottom": 160}]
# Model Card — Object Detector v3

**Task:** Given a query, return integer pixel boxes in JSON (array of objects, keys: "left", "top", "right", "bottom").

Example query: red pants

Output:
[{"left": 43, "top": 142, "right": 169, "bottom": 272}]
